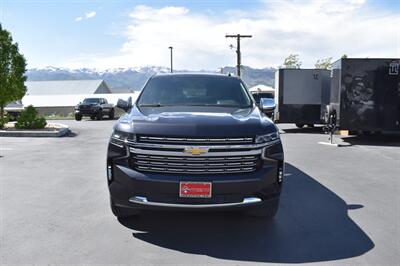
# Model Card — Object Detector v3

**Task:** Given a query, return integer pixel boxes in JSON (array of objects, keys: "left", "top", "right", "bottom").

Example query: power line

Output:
[{"left": 225, "top": 34, "right": 252, "bottom": 77}]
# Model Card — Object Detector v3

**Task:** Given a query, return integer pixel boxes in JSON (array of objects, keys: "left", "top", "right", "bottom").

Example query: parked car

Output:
[
  {"left": 107, "top": 73, "right": 284, "bottom": 219},
  {"left": 251, "top": 91, "right": 275, "bottom": 118},
  {"left": 251, "top": 91, "right": 274, "bottom": 103},
  {"left": 75, "top": 98, "right": 114, "bottom": 121}
]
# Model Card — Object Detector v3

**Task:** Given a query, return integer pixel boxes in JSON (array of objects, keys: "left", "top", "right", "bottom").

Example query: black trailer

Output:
[
  {"left": 274, "top": 69, "right": 331, "bottom": 127},
  {"left": 322, "top": 58, "right": 400, "bottom": 132}
]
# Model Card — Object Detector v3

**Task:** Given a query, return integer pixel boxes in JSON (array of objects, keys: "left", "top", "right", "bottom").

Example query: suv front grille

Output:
[{"left": 128, "top": 135, "right": 263, "bottom": 175}]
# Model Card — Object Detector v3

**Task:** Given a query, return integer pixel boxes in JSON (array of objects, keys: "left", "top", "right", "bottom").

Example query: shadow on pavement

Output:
[
  {"left": 119, "top": 163, "right": 374, "bottom": 264},
  {"left": 281, "top": 126, "right": 324, "bottom": 134},
  {"left": 62, "top": 131, "right": 78, "bottom": 137},
  {"left": 341, "top": 134, "right": 400, "bottom": 147}
]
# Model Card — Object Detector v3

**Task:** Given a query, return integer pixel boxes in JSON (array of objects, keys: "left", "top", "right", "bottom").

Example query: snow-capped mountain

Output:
[{"left": 26, "top": 66, "right": 275, "bottom": 91}]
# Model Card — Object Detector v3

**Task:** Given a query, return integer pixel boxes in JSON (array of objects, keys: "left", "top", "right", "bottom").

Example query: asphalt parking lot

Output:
[{"left": 1, "top": 120, "right": 399, "bottom": 265}]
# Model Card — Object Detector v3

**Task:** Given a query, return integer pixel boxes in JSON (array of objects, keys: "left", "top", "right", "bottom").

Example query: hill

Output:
[{"left": 26, "top": 66, "right": 275, "bottom": 91}]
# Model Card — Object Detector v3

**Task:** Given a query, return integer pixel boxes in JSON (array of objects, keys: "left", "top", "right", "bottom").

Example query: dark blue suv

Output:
[{"left": 107, "top": 73, "right": 284, "bottom": 218}]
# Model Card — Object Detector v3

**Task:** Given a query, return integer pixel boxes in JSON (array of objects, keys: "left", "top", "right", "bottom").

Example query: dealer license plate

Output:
[{"left": 179, "top": 182, "right": 212, "bottom": 198}]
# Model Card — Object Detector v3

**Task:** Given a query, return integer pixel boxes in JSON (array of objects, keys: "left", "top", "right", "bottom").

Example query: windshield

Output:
[
  {"left": 83, "top": 98, "right": 101, "bottom": 104},
  {"left": 137, "top": 75, "right": 252, "bottom": 108}
]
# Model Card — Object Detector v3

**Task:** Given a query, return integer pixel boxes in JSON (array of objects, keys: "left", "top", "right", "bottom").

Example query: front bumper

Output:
[
  {"left": 75, "top": 109, "right": 98, "bottom": 116},
  {"left": 129, "top": 195, "right": 263, "bottom": 208},
  {"left": 108, "top": 142, "right": 283, "bottom": 211}
]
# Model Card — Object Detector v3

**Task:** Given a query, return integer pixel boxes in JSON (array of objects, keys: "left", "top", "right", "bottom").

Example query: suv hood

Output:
[{"left": 115, "top": 106, "right": 276, "bottom": 137}]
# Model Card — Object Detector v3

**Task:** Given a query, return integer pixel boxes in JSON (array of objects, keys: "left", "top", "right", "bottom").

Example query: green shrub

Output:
[
  {"left": 15, "top": 105, "right": 47, "bottom": 129},
  {"left": 0, "top": 115, "right": 9, "bottom": 129},
  {"left": 6, "top": 112, "right": 17, "bottom": 121}
]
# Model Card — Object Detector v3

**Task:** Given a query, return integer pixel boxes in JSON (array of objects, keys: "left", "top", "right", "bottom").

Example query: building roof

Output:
[
  {"left": 5, "top": 100, "right": 24, "bottom": 110},
  {"left": 109, "top": 87, "right": 134, "bottom": 94},
  {"left": 25, "top": 80, "right": 111, "bottom": 96},
  {"left": 249, "top": 84, "right": 275, "bottom": 93}
]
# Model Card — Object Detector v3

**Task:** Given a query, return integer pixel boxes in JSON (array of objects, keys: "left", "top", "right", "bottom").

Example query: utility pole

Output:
[
  {"left": 225, "top": 34, "right": 252, "bottom": 77},
  {"left": 168, "top": 46, "right": 173, "bottom": 73}
]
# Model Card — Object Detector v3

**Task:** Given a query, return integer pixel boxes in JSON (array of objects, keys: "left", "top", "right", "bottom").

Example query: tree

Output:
[
  {"left": 315, "top": 57, "right": 333, "bottom": 70},
  {"left": 341, "top": 54, "right": 348, "bottom": 59},
  {"left": 281, "top": 54, "right": 301, "bottom": 69},
  {"left": 0, "top": 24, "right": 27, "bottom": 126}
]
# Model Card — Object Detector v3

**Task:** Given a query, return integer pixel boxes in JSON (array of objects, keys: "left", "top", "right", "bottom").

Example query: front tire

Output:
[
  {"left": 295, "top": 123, "right": 304, "bottom": 128},
  {"left": 75, "top": 114, "right": 82, "bottom": 121},
  {"left": 96, "top": 110, "right": 103, "bottom": 120},
  {"left": 109, "top": 109, "right": 115, "bottom": 120},
  {"left": 246, "top": 199, "right": 279, "bottom": 218}
]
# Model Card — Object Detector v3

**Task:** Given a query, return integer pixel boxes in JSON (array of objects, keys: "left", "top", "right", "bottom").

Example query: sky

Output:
[{"left": 1, "top": 0, "right": 399, "bottom": 70}]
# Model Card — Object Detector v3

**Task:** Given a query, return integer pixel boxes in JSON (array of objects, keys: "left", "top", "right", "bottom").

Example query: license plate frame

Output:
[{"left": 179, "top": 182, "right": 212, "bottom": 198}]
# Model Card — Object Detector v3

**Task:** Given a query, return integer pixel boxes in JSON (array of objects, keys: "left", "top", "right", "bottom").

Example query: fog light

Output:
[
  {"left": 107, "top": 165, "right": 112, "bottom": 181},
  {"left": 278, "top": 168, "right": 283, "bottom": 183}
]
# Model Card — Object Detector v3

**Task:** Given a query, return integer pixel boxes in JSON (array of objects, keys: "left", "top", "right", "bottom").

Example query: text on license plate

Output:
[{"left": 179, "top": 182, "right": 212, "bottom": 198}]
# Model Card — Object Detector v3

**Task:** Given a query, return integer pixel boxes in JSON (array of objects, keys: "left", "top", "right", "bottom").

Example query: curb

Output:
[{"left": 0, "top": 125, "right": 70, "bottom": 137}]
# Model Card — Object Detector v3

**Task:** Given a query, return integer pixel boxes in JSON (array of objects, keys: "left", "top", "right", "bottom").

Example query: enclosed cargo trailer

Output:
[
  {"left": 322, "top": 58, "right": 400, "bottom": 132},
  {"left": 274, "top": 69, "right": 331, "bottom": 127}
]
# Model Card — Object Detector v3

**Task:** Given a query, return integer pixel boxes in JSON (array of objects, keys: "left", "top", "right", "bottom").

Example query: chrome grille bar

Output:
[
  {"left": 125, "top": 140, "right": 280, "bottom": 150},
  {"left": 138, "top": 135, "right": 253, "bottom": 145},
  {"left": 135, "top": 165, "right": 257, "bottom": 174},
  {"left": 130, "top": 149, "right": 261, "bottom": 174},
  {"left": 135, "top": 160, "right": 257, "bottom": 169},
  {"left": 133, "top": 154, "right": 258, "bottom": 163},
  {"left": 129, "top": 147, "right": 262, "bottom": 157}
]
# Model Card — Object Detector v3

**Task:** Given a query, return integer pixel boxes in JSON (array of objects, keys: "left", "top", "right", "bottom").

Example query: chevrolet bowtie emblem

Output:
[{"left": 184, "top": 147, "right": 209, "bottom": 155}]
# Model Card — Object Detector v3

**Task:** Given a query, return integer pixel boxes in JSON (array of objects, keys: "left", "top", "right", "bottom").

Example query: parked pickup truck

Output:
[
  {"left": 75, "top": 98, "right": 115, "bottom": 121},
  {"left": 107, "top": 73, "right": 283, "bottom": 219}
]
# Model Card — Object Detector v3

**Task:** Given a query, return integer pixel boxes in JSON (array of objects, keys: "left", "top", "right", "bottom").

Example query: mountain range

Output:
[{"left": 26, "top": 66, "right": 276, "bottom": 92}]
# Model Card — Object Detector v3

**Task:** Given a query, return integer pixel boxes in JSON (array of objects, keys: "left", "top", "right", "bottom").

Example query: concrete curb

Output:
[{"left": 0, "top": 123, "right": 70, "bottom": 137}]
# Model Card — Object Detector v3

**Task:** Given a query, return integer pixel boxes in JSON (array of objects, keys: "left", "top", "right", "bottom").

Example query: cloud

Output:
[
  {"left": 66, "top": 1, "right": 400, "bottom": 70},
  {"left": 85, "top": 11, "right": 96, "bottom": 19},
  {"left": 74, "top": 10, "right": 96, "bottom": 22}
]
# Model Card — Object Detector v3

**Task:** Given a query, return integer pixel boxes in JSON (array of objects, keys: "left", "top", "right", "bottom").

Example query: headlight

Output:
[
  {"left": 110, "top": 131, "right": 136, "bottom": 147},
  {"left": 255, "top": 131, "right": 280, "bottom": 144}
]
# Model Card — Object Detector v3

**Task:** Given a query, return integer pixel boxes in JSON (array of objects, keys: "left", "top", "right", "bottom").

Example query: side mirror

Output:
[
  {"left": 260, "top": 98, "right": 276, "bottom": 112},
  {"left": 117, "top": 97, "right": 132, "bottom": 112}
]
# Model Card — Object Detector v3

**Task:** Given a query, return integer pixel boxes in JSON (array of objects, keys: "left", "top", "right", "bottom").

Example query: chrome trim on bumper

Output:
[{"left": 129, "top": 196, "right": 262, "bottom": 208}]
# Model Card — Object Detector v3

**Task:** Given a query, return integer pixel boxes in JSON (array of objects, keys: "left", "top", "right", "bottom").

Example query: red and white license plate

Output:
[{"left": 179, "top": 182, "right": 212, "bottom": 198}]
